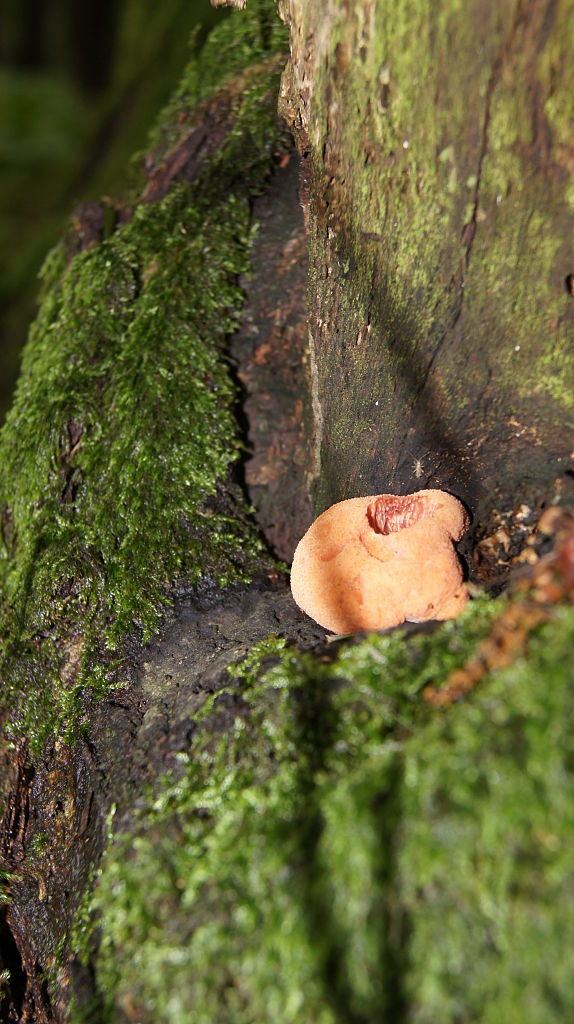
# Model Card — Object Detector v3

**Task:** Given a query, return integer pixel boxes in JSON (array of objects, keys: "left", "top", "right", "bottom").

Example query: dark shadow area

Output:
[
  {"left": 231, "top": 148, "right": 313, "bottom": 562},
  {"left": 290, "top": 672, "right": 410, "bottom": 1024},
  {"left": 319, "top": 229, "right": 483, "bottom": 512},
  {"left": 0, "top": 906, "right": 26, "bottom": 1022}
]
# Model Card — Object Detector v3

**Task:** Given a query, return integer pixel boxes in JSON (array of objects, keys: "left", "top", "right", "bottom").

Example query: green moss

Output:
[
  {"left": 71, "top": 595, "right": 574, "bottom": 1023},
  {"left": 304, "top": 0, "right": 573, "bottom": 508},
  {"left": 539, "top": 3, "right": 574, "bottom": 153},
  {"left": 0, "top": 868, "right": 12, "bottom": 905},
  {"left": 0, "top": 1, "right": 289, "bottom": 755},
  {"left": 147, "top": 2, "right": 285, "bottom": 161},
  {"left": 227, "top": 633, "right": 288, "bottom": 685},
  {"left": 305, "top": 0, "right": 501, "bottom": 501},
  {"left": 314, "top": 0, "right": 504, "bottom": 331},
  {"left": 400, "top": 608, "right": 574, "bottom": 1022}
]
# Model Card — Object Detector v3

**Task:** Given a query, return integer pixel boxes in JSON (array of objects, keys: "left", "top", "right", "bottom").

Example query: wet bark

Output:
[
  {"left": 1, "top": 1, "right": 573, "bottom": 1020},
  {"left": 279, "top": 0, "right": 574, "bottom": 583}
]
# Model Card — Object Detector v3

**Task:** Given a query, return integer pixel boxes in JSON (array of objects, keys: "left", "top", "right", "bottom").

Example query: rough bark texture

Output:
[
  {"left": 279, "top": 0, "right": 574, "bottom": 575},
  {"left": 0, "top": 1, "right": 573, "bottom": 1022}
]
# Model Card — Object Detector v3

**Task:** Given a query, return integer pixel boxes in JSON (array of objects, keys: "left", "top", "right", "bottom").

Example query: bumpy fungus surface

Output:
[{"left": 291, "top": 489, "right": 469, "bottom": 633}]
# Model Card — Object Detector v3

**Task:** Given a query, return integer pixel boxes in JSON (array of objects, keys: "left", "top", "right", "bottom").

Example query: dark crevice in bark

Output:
[
  {"left": 1, "top": 743, "right": 34, "bottom": 867},
  {"left": 462, "top": 71, "right": 495, "bottom": 270},
  {"left": 410, "top": 274, "right": 463, "bottom": 407},
  {"left": 463, "top": 0, "right": 528, "bottom": 268},
  {"left": 0, "top": 906, "right": 26, "bottom": 1022},
  {"left": 292, "top": 682, "right": 366, "bottom": 1024},
  {"left": 231, "top": 148, "right": 312, "bottom": 563},
  {"left": 416, "top": 0, "right": 530, "bottom": 413},
  {"left": 292, "top": 679, "right": 410, "bottom": 1024},
  {"left": 422, "top": 41, "right": 502, "bottom": 398}
]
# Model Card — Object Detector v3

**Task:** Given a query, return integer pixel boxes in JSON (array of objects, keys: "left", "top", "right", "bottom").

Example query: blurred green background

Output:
[{"left": 0, "top": 0, "right": 225, "bottom": 423}]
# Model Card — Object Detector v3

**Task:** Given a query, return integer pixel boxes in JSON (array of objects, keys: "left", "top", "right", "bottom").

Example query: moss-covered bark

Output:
[
  {"left": 0, "top": 4, "right": 288, "bottom": 757},
  {"left": 280, "top": 0, "right": 574, "bottom": 551},
  {"left": 1, "top": 1, "right": 574, "bottom": 1022},
  {"left": 75, "top": 584, "right": 574, "bottom": 1023},
  {"left": 0, "top": 6, "right": 294, "bottom": 1019}
]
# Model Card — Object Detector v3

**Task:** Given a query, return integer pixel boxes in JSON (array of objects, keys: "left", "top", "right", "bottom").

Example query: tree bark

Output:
[
  {"left": 279, "top": 0, "right": 574, "bottom": 558},
  {"left": 0, "top": 1, "right": 573, "bottom": 1021}
]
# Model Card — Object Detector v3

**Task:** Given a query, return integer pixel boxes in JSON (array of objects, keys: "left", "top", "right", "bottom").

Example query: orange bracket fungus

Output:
[{"left": 290, "top": 490, "right": 470, "bottom": 634}]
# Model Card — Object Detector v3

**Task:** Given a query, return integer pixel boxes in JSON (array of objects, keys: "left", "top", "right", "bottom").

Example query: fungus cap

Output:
[{"left": 290, "top": 489, "right": 469, "bottom": 634}]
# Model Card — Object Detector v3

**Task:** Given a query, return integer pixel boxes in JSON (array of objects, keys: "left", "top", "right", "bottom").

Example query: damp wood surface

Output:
[
  {"left": 231, "top": 150, "right": 312, "bottom": 562},
  {"left": 0, "top": 1, "right": 573, "bottom": 1022},
  {"left": 280, "top": 0, "right": 574, "bottom": 587}
]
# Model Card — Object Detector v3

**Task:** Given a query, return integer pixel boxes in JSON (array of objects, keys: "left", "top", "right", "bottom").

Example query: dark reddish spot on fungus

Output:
[{"left": 367, "top": 493, "right": 426, "bottom": 535}]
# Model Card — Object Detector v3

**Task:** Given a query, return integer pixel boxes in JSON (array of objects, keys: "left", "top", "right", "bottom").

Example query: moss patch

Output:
[
  {"left": 73, "top": 596, "right": 574, "bottom": 1022},
  {"left": 0, "top": 2, "right": 289, "bottom": 755}
]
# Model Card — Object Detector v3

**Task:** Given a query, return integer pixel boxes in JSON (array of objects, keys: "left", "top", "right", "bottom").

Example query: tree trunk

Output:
[
  {"left": 279, "top": 0, "right": 574, "bottom": 547},
  {"left": 0, "top": 1, "right": 573, "bottom": 1021}
]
